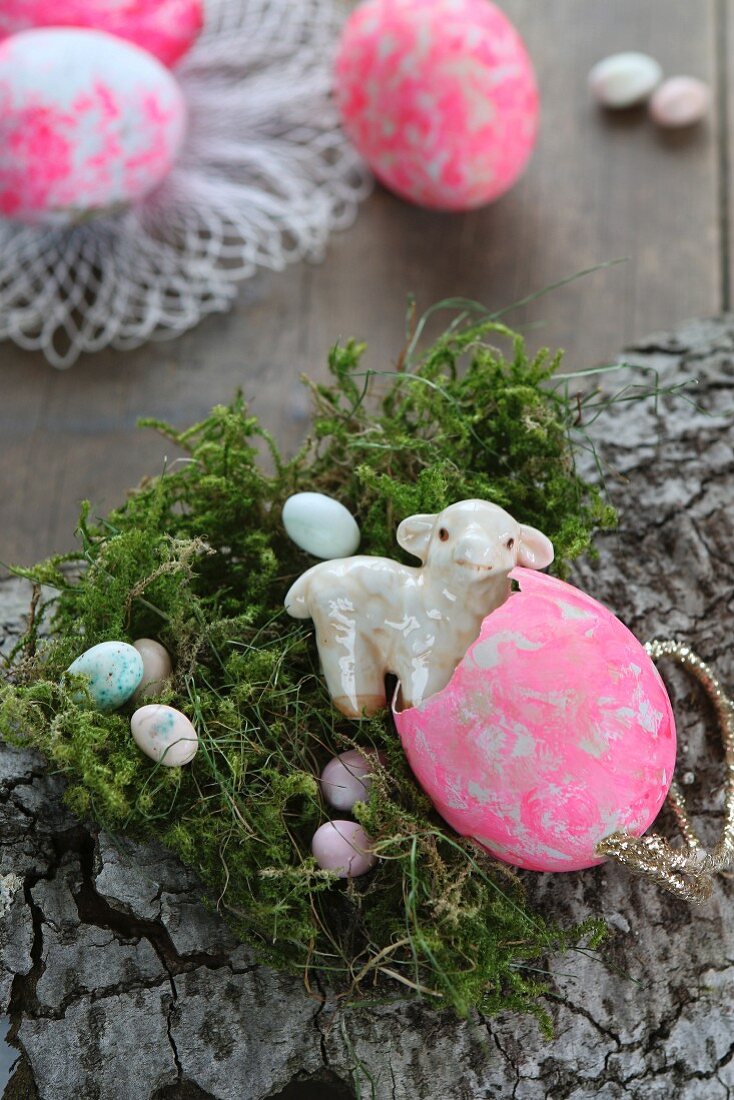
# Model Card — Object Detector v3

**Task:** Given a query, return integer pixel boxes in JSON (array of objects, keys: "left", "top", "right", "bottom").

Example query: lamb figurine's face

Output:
[{"left": 396, "top": 499, "right": 554, "bottom": 582}]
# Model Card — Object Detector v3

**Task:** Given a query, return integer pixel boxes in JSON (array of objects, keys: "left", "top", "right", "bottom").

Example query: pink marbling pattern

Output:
[
  {"left": 394, "top": 569, "right": 676, "bottom": 872},
  {"left": 0, "top": 0, "right": 202, "bottom": 68},
  {"left": 0, "top": 28, "right": 186, "bottom": 225},
  {"left": 334, "top": 0, "right": 538, "bottom": 211}
]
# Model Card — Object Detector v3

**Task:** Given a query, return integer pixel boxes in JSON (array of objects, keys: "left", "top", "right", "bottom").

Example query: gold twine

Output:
[{"left": 595, "top": 640, "right": 734, "bottom": 903}]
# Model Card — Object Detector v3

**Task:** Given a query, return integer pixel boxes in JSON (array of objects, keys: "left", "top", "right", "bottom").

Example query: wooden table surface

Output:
[{"left": 0, "top": 0, "right": 728, "bottom": 566}]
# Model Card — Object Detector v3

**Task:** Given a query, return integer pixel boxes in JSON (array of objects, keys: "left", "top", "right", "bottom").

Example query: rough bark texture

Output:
[{"left": 2, "top": 317, "right": 734, "bottom": 1099}]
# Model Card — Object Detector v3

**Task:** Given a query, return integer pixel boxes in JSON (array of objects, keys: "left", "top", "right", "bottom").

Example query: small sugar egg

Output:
[
  {"left": 334, "top": 0, "right": 538, "bottom": 211},
  {"left": 0, "top": 0, "right": 203, "bottom": 68},
  {"left": 588, "top": 52, "right": 662, "bottom": 108},
  {"left": 132, "top": 638, "right": 173, "bottom": 701},
  {"left": 311, "top": 821, "right": 377, "bottom": 878},
  {"left": 282, "top": 493, "right": 360, "bottom": 559},
  {"left": 67, "top": 641, "right": 144, "bottom": 713},
  {"left": 131, "top": 704, "right": 198, "bottom": 767},
  {"left": 649, "top": 77, "right": 710, "bottom": 128},
  {"left": 320, "top": 750, "right": 385, "bottom": 812},
  {"left": 0, "top": 27, "right": 187, "bottom": 226}
]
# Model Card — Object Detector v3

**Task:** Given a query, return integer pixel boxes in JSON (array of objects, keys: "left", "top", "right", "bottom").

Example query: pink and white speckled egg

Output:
[
  {"left": 0, "top": 27, "right": 186, "bottom": 226},
  {"left": 334, "top": 0, "right": 538, "bottom": 211},
  {"left": 394, "top": 569, "right": 676, "bottom": 872},
  {"left": 0, "top": 0, "right": 203, "bottom": 69}
]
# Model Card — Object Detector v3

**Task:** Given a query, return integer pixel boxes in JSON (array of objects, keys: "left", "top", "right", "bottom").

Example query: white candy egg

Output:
[
  {"left": 132, "top": 638, "right": 173, "bottom": 701},
  {"left": 131, "top": 704, "right": 198, "bottom": 767},
  {"left": 66, "top": 641, "right": 144, "bottom": 713},
  {"left": 320, "top": 749, "right": 385, "bottom": 812},
  {"left": 311, "top": 821, "right": 377, "bottom": 878},
  {"left": 282, "top": 493, "right": 360, "bottom": 559},
  {"left": 649, "top": 77, "right": 710, "bottom": 128},
  {"left": 588, "top": 52, "right": 662, "bottom": 108},
  {"left": 0, "top": 27, "right": 186, "bottom": 226}
]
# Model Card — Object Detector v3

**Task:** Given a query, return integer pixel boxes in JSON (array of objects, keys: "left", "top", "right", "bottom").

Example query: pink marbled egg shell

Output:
[
  {"left": 394, "top": 569, "right": 676, "bottom": 872},
  {"left": 0, "top": 27, "right": 186, "bottom": 226},
  {"left": 334, "top": 0, "right": 538, "bottom": 211},
  {"left": 0, "top": 0, "right": 203, "bottom": 68}
]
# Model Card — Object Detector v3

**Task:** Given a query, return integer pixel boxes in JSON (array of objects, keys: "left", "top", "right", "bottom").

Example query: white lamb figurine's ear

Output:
[
  {"left": 517, "top": 524, "right": 555, "bottom": 570},
  {"left": 396, "top": 513, "right": 436, "bottom": 563}
]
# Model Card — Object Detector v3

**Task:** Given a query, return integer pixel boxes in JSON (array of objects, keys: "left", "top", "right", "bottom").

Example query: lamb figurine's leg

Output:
[{"left": 309, "top": 603, "right": 387, "bottom": 717}]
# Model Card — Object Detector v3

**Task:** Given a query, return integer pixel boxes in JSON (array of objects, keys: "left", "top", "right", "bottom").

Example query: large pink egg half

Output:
[
  {"left": 394, "top": 569, "right": 676, "bottom": 872},
  {"left": 0, "top": 0, "right": 203, "bottom": 68},
  {"left": 0, "top": 28, "right": 186, "bottom": 226},
  {"left": 334, "top": 0, "right": 538, "bottom": 211}
]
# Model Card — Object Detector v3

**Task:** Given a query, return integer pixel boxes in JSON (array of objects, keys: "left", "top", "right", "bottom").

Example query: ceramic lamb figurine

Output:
[{"left": 284, "top": 499, "right": 554, "bottom": 717}]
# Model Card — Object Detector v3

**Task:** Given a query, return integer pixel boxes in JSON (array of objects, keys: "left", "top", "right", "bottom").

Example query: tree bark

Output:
[{"left": 2, "top": 317, "right": 734, "bottom": 1100}]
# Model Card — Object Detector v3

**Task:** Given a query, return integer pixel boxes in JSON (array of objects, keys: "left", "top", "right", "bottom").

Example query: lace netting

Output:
[{"left": 0, "top": 0, "right": 372, "bottom": 367}]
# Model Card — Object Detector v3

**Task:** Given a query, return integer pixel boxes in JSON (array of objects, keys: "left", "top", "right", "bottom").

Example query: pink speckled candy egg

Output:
[
  {"left": 394, "top": 569, "right": 676, "bottom": 872},
  {"left": 0, "top": 27, "right": 186, "bottom": 226},
  {"left": 312, "top": 821, "right": 377, "bottom": 878},
  {"left": 0, "top": 0, "right": 203, "bottom": 68},
  {"left": 334, "top": 0, "right": 538, "bottom": 211}
]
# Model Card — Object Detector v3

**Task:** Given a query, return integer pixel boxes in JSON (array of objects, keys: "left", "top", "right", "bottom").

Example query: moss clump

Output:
[{"left": 0, "top": 314, "right": 614, "bottom": 1021}]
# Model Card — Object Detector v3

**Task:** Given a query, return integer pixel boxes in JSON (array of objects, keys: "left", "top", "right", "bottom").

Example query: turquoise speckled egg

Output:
[{"left": 67, "top": 641, "right": 144, "bottom": 713}]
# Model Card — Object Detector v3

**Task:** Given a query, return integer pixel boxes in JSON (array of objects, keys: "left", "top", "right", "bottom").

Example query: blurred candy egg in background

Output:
[
  {"left": 0, "top": 27, "right": 187, "bottom": 225},
  {"left": 0, "top": 0, "right": 203, "bottom": 68},
  {"left": 334, "top": 0, "right": 539, "bottom": 211}
]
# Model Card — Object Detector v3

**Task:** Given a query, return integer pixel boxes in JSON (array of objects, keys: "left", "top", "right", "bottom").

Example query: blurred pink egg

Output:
[
  {"left": 320, "top": 749, "right": 384, "bottom": 811},
  {"left": 0, "top": 28, "right": 186, "bottom": 226},
  {"left": 394, "top": 569, "right": 676, "bottom": 872},
  {"left": 312, "top": 821, "right": 377, "bottom": 878},
  {"left": 649, "top": 76, "right": 710, "bottom": 129},
  {"left": 0, "top": 0, "right": 203, "bottom": 68},
  {"left": 334, "top": 0, "right": 538, "bottom": 211}
]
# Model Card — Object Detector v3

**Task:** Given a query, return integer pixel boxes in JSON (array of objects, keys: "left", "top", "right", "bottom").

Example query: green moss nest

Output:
[{"left": 0, "top": 313, "right": 618, "bottom": 1023}]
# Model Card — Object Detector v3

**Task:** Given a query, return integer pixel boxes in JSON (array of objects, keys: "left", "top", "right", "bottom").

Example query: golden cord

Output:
[{"left": 596, "top": 640, "right": 734, "bottom": 903}]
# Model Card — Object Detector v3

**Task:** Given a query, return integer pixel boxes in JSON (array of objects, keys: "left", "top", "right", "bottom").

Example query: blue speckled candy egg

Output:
[{"left": 67, "top": 641, "right": 144, "bottom": 713}]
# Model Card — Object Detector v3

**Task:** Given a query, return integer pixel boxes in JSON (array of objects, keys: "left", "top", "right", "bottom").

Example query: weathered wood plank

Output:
[{"left": 0, "top": 0, "right": 722, "bottom": 567}]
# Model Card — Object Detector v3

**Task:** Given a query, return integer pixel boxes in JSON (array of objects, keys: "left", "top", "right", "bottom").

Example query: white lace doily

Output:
[{"left": 0, "top": 0, "right": 372, "bottom": 367}]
